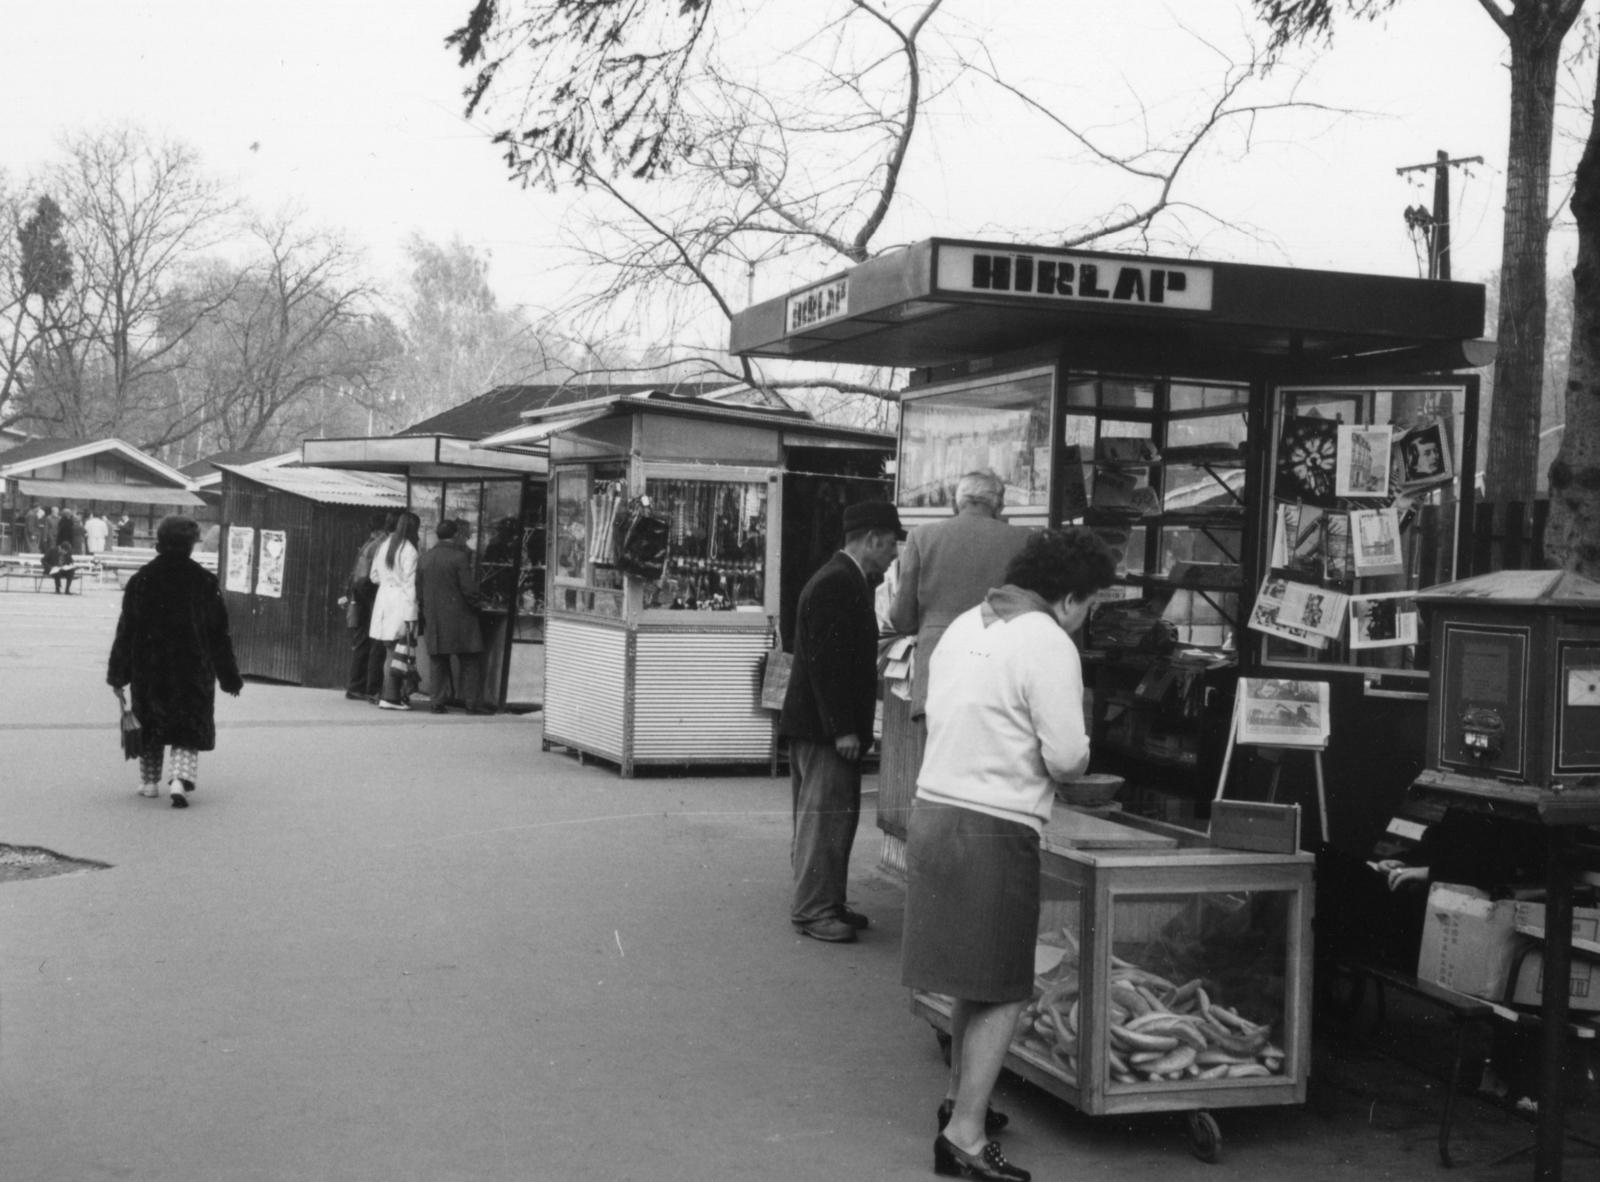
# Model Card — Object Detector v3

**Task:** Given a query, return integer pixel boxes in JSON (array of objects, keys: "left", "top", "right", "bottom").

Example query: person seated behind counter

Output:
[
  {"left": 889, "top": 469, "right": 1029, "bottom": 720},
  {"left": 902, "top": 527, "right": 1116, "bottom": 1182}
]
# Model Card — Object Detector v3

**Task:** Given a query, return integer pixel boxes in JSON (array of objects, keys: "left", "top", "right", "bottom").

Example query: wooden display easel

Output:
[{"left": 1213, "top": 694, "right": 1330, "bottom": 845}]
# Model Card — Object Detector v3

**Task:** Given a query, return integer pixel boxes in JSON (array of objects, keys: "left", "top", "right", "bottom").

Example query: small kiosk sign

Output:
[
  {"left": 935, "top": 243, "right": 1213, "bottom": 312},
  {"left": 785, "top": 276, "right": 850, "bottom": 334}
]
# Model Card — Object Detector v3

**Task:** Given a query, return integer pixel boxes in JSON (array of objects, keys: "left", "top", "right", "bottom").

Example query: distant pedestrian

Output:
[
  {"left": 59, "top": 509, "right": 84, "bottom": 555},
  {"left": 778, "top": 500, "right": 903, "bottom": 943},
  {"left": 342, "top": 512, "right": 390, "bottom": 701},
  {"left": 107, "top": 515, "right": 243, "bottom": 808},
  {"left": 41, "top": 542, "right": 79, "bottom": 593},
  {"left": 25, "top": 505, "right": 45, "bottom": 551},
  {"left": 84, "top": 511, "right": 110, "bottom": 554},
  {"left": 368, "top": 510, "right": 420, "bottom": 711},
  {"left": 115, "top": 514, "right": 135, "bottom": 548},
  {"left": 417, "top": 519, "right": 490, "bottom": 715}
]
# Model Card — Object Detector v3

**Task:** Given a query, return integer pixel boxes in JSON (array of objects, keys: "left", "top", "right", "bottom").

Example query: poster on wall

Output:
[
  {"left": 224, "top": 526, "right": 253, "bottom": 593},
  {"left": 255, "top": 530, "right": 286, "bottom": 599},
  {"left": 1335, "top": 424, "right": 1392, "bottom": 498},
  {"left": 1237, "top": 678, "right": 1331, "bottom": 748},
  {"left": 1348, "top": 592, "right": 1420, "bottom": 649}
]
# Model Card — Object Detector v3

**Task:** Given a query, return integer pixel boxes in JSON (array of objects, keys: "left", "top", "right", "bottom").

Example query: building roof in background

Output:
[
  {"left": 217, "top": 462, "right": 407, "bottom": 508},
  {"left": 0, "top": 437, "right": 196, "bottom": 488},
  {"left": 184, "top": 450, "right": 300, "bottom": 491},
  {"left": 400, "top": 380, "right": 739, "bottom": 440}
]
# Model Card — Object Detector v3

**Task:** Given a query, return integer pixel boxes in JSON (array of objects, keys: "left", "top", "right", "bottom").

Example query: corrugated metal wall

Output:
[
  {"left": 633, "top": 629, "right": 771, "bottom": 762},
  {"left": 301, "top": 506, "right": 382, "bottom": 689},
  {"left": 544, "top": 617, "right": 627, "bottom": 759}
]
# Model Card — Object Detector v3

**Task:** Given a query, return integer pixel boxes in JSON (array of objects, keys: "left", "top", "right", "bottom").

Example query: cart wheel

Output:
[
  {"left": 936, "top": 1030, "right": 953, "bottom": 1067},
  {"left": 1187, "top": 1111, "right": 1221, "bottom": 1164},
  {"left": 1319, "top": 964, "right": 1367, "bottom": 1023}
]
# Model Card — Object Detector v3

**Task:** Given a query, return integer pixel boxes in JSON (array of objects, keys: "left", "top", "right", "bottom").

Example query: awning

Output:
[
  {"left": 474, "top": 408, "right": 612, "bottom": 451},
  {"left": 302, "top": 435, "right": 548, "bottom": 478},
  {"left": 14, "top": 478, "right": 204, "bottom": 506}
]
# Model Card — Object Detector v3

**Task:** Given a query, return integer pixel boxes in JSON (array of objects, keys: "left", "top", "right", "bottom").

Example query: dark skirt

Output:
[{"left": 901, "top": 799, "right": 1041, "bottom": 1004}]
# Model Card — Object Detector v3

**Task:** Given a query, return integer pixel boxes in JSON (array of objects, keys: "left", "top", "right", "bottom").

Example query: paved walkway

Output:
[{"left": 0, "top": 581, "right": 1562, "bottom": 1180}]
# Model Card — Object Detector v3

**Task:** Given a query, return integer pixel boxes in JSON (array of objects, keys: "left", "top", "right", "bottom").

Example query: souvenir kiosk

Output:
[
  {"left": 475, "top": 391, "right": 893, "bottom": 775},
  {"left": 730, "top": 237, "right": 1490, "bottom": 1159}
]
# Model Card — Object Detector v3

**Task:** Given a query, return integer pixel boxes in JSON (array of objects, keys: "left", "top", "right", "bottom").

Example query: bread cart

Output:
[{"left": 911, "top": 809, "right": 1313, "bottom": 1163}]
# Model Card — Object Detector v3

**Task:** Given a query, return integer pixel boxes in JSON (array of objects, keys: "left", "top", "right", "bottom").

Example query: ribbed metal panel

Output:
[
  {"left": 544, "top": 617, "right": 627, "bottom": 759},
  {"left": 633, "top": 630, "right": 772, "bottom": 761}
]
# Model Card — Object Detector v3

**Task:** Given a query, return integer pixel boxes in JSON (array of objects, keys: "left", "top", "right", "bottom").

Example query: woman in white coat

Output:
[{"left": 368, "top": 510, "right": 420, "bottom": 710}]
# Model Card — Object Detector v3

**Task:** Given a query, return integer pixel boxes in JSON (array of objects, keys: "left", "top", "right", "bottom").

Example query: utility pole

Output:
[{"left": 1397, "top": 150, "right": 1483, "bottom": 280}]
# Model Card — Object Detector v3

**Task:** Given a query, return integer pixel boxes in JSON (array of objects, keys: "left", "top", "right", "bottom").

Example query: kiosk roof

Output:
[{"left": 730, "top": 238, "right": 1488, "bottom": 373}]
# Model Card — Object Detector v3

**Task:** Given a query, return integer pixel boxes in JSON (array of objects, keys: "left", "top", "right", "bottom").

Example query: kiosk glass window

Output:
[
  {"left": 1064, "top": 375, "right": 1247, "bottom": 645},
  {"left": 898, "top": 368, "right": 1052, "bottom": 512},
  {"left": 409, "top": 479, "right": 444, "bottom": 547},
  {"left": 1256, "top": 383, "right": 1470, "bottom": 674},
  {"left": 640, "top": 476, "right": 770, "bottom": 612},
  {"left": 551, "top": 463, "right": 626, "bottom": 618}
]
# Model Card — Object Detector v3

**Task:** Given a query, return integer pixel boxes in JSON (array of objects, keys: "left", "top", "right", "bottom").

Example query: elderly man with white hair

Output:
[{"left": 889, "top": 469, "right": 1030, "bottom": 719}]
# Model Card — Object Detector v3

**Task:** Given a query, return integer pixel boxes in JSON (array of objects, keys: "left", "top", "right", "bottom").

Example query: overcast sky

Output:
[{"left": 0, "top": 0, "right": 1581, "bottom": 326}]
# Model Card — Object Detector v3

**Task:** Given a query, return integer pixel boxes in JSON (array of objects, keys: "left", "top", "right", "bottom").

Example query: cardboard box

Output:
[
  {"left": 1513, "top": 900, "right": 1600, "bottom": 954},
  {"left": 1507, "top": 948, "right": 1600, "bottom": 1012},
  {"left": 1416, "top": 883, "right": 1519, "bottom": 1000}
]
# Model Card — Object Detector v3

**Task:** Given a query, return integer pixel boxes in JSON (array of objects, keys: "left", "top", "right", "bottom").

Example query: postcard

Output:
[
  {"left": 1272, "top": 502, "right": 1325, "bottom": 577},
  {"left": 1275, "top": 579, "right": 1348, "bottom": 640},
  {"left": 1276, "top": 415, "right": 1340, "bottom": 506},
  {"left": 1347, "top": 592, "right": 1419, "bottom": 649},
  {"left": 1322, "top": 512, "right": 1355, "bottom": 582},
  {"left": 1335, "top": 424, "right": 1392, "bottom": 498},
  {"left": 1351, "top": 507, "right": 1405, "bottom": 577},
  {"left": 1237, "top": 677, "right": 1331, "bottom": 748}
]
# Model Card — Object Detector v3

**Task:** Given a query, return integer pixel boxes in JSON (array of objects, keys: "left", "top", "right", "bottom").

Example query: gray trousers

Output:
[{"left": 789, "top": 737, "right": 862, "bottom": 925}]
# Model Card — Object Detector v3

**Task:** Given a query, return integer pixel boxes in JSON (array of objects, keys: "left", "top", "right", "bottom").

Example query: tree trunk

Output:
[
  {"left": 1544, "top": 53, "right": 1600, "bottom": 572},
  {"left": 1483, "top": 2, "right": 1579, "bottom": 502}
]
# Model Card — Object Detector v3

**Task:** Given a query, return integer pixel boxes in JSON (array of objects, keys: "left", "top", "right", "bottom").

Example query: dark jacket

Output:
[
  {"left": 888, "top": 509, "right": 1029, "bottom": 715},
  {"left": 107, "top": 552, "right": 242, "bottom": 751},
  {"left": 779, "top": 552, "right": 879, "bottom": 744},
  {"left": 417, "top": 540, "right": 486, "bottom": 656}
]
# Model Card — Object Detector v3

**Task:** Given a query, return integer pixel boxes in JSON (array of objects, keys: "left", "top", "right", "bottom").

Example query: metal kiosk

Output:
[
  {"left": 476, "top": 391, "right": 893, "bottom": 776},
  {"left": 730, "top": 237, "right": 1492, "bottom": 1161}
]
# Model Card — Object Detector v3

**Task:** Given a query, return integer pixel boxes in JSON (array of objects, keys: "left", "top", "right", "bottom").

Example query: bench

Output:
[{"left": 0, "top": 555, "right": 83, "bottom": 593}]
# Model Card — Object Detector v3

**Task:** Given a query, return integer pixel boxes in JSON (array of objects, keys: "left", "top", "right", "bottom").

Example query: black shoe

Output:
[
  {"left": 795, "top": 917, "right": 856, "bottom": 943},
  {"left": 934, "top": 1134, "right": 1029, "bottom": 1181},
  {"left": 937, "top": 1101, "right": 1009, "bottom": 1135},
  {"left": 836, "top": 905, "right": 870, "bottom": 930},
  {"left": 429, "top": 704, "right": 449, "bottom": 715},
  {"left": 345, "top": 691, "right": 366, "bottom": 701}
]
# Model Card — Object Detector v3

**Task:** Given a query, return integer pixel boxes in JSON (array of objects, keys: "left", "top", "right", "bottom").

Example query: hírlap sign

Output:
[{"left": 936, "top": 245, "right": 1213, "bottom": 312}]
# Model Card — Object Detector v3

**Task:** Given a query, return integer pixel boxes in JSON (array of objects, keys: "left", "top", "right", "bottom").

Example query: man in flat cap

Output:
[{"left": 780, "top": 500, "right": 904, "bottom": 943}]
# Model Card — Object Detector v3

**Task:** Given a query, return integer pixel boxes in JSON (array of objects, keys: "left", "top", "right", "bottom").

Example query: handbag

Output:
[
  {"left": 343, "top": 597, "right": 361, "bottom": 629},
  {"left": 389, "top": 625, "right": 415, "bottom": 673},
  {"left": 120, "top": 708, "right": 142, "bottom": 761}
]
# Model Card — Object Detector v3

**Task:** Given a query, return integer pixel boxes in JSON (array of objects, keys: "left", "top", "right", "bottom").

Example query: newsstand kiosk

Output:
[{"left": 729, "top": 237, "right": 1492, "bottom": 1161}]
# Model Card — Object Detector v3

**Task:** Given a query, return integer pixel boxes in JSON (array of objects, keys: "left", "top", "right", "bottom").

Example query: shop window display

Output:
[
  {"left": 1256, "top": 385, "right": 1469, "bottom": 674},
  {"left": 551, "top": 463, "right": 626, "bottom": 617},
  {"left": 640, "top": 477, "right": 768, "bottom": 612}
]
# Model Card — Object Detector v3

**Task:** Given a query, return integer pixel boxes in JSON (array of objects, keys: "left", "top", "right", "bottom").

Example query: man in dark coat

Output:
[
  {"left": 107, "top": 515, "right": 242, "bottom": 808},
  {"left": 779, "top": 501, "right": 903, "bottom": 942},
  {"left": 416, "top": 519, "right": 490, "bottom": 715}
]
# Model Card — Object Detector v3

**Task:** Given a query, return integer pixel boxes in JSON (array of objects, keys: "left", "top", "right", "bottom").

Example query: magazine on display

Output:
[
  {"left": 1237, "top": 678, "right": 1331, "bottom": 748},
  {"left": 1394, "top": 418, "right": 1454, "bottom": 491},
  {"left": 1322, "top": 512, "right": 1355, "bottom": 582},
  {"left": 1347, "top": 592, "right": 1420, "bottom": 649},
  {"left": 1272, "top": 503, "right": 1325, "bottom": 577},
  {"left": 1247, "top": 577, "right": 1330, "bottom": 650},
  {"left": 1350, "top": 507, "right": 1405, "bottom": 576},
  {"left": 1275, "top": 415, "right": 1340, "bottom": 506},
  {"left": 1335, "top": 424, "right": 1392, "bottom": 498}
]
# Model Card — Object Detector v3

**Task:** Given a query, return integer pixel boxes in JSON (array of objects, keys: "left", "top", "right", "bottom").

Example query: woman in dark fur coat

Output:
[{"left": 108, "top": 515, "right": 243, "bottom": 808}]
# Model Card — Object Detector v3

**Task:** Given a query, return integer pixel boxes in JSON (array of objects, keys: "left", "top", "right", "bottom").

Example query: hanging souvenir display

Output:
[
  {"left": 1275, "top": 416, "right": 1339, "bottom": 506},
  {"left": 1350, "top": 507, "right": 1404, "bottom": 576},
  {"left": 1347, "top": 591, "right": 1420, "bottom": 649},
  {"left": 1334, "top": 424, "right": 1392, "bottom": 498}
]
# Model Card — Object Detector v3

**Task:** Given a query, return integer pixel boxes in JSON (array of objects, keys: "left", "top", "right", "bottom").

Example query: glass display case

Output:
[
  {"left": 551, "top": 462, "right": 627, "bottom": 618},
  {"left": 911, "top": 824, "right": 1312, "bottom": 1160},
  {"left": 640, "top": 475, "right": 769, "bottom": 614},
  {"left": 897, "top": 366, "right": 1053, "bottom": 518}
]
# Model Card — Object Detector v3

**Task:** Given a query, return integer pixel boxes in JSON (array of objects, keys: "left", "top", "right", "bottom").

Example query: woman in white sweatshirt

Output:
[
  {"left": 367, "top": 510, "right": 420, "bottom": 710},
  {"left": 902, "top": 528, "right": 1117, "bottom": 1182}
]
